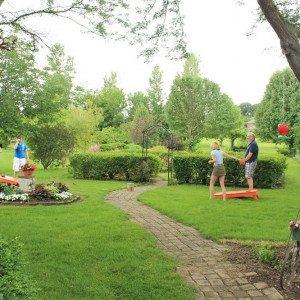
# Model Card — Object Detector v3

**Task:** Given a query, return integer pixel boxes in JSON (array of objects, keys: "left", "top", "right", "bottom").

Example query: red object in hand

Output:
[
  {"left": 278, "top": 123, "right": 289, "bottom": 136},
  {"left": 240, "top": 160, "right": 245, "bottom": 165}
]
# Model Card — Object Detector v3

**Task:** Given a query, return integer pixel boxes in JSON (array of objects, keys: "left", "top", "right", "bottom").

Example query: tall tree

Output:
[
  {"left": 0, "top": 41, "right": 40, "bottom": 137},
  {"left": 255, "top": 68, "right": 300, "bottom": 152},
  {"left": 183, "top": 53, "right": 201, "bottom": 77},
  {"left": 128, "top": 103, "right": 153, "bottom": 145},
  {"left": 147, "top": 65, "right": 165, "bottom": 122},
  {"left": 63, "top": 101, "right": 103, "bottom": 150},
  {"left": 25, "top": 44, "right": 74, "bottom": 120},
  {"left": 126, "top": 91, "right": 149, "bottom": 121},
  {"left": 166, "top": 74, "right": 207, "bottom": 150},
  {"left": 94, "top": 73, "right": 126, "bottom": 129},
  {"left": 205, "top": 94, "right": 244, "bottom": 146}
]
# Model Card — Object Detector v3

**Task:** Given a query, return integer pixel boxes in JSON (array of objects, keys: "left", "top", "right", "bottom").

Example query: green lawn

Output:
[
  {"left": 0, "top": 148, "right": 194, "bottom": 300},
  {"left": 139, "top": 140, "right": 299, "bottom": 242}
]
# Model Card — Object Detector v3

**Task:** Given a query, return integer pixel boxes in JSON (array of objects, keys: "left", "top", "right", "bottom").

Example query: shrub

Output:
[
  {"left": 0, "top": 236, "right": 38, "bottom": 299},
  {"left": 172, "top": 152, "right": 287, "bottom": 188},
  {"left": 100, "top": 143, "right": 126, "bottom": 151},
  {"left": 124, "top": 143, "right": 142, "bottom": 151},
  {"left": 69, "top": 152, "right": 160, "bottom": 182},
  {"left": 2, "top": 185, "right": 24, "bottom": 196},
  {"left": 31, "top": 185, "right": 55, "bottom": 201},
  {"left": 254, "top": 243, "right": 279, "bottom": 268}
]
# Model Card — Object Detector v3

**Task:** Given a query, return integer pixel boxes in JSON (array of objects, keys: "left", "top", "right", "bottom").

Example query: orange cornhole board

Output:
[
  {"left": 214, "top": 190, "right": 259, "bottom": 200},
  {"left": 0, "top": 175, "right": 18, "bottom": 185}
]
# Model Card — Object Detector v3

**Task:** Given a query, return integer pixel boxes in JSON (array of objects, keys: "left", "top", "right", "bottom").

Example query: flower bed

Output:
[{"left": 0, "top": 182, "right": 80, "bottom": 205}]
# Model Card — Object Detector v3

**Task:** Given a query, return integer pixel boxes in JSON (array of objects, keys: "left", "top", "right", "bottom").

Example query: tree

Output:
[
  {"left": 0, "top": 1, "right": 186, "bottom": 60},
  {"left": 1, "top": 1, "right": 299, "bottom": 83},
  {"left": 239, "top": 102, "right": 257, "bottom": 118},
  {"left": 257, "top": 0, "right": 300, "bottom": 82},
  {"left": 255, "top": 68, "right": 300, "bottom": 152},
  {"left": 205, "top": 94, "right": 244, "bottom": 146},
  {"left": 166, "top": 74, "right": 207, "bottom": 150},
  {"left": 25, "top": 44, "right": 74, "bottom": 120},
  {"left": 94, "top": 73, "right": 126, "bottom": 129},
  {"left": 127, "top": 103, "right": 153, "bottom": 145},
  {"left": 147, "top": 65, "right": 165, "bottom": 122},
  {"left": 0, "top": 40, "right": 40, "bottom": 138},
  {"left": 126, "top": 91, "right": 149, "bottom": 121},
  {"left": 94, "top": 126, "right": 130, "bottom": 144},
  {"left": 63, "top": 101, "right": 103, "bottom": 150},
  {"left": 183, "top": 53, "right": 201, "bottom": 77},
  {"left": 26, "top": 121, "right": 75, "bottom": 169}
]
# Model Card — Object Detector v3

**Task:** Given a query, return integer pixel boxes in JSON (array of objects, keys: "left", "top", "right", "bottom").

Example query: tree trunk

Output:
[{"left": 257, "top": 0, "right": 300, "bottom": 83}]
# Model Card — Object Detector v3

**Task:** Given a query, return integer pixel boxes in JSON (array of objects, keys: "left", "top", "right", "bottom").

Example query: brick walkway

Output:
[{"left": 105, "top": 181, "right": 284, "bottom": 299}]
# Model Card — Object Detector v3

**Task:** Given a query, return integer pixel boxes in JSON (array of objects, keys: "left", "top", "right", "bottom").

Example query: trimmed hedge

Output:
[
  {"left": 0, "top": 236, "right": 38, "bottom": 299},
  {"left": 173, "top": 153, "right": 287, "bottom": 188},
  {"left": 69, "top": 152, "right": 161, "bottom": 182}
]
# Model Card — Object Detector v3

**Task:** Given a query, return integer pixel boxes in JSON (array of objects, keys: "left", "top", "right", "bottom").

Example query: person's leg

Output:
[
  {"left": 219, "top": 176, "right": 226, "bottom": 201},
  {"left": 210, "top": 175, "right": 217, "bottom": 199},
  {"left": 13, "top": 157, "right": 19, "bottom": 178},
  {"left": 247, "top": 177, "right": 254, "bottom": 190},
  {"left": 245, "top": 162, "right": 256, "bottom": 190}
]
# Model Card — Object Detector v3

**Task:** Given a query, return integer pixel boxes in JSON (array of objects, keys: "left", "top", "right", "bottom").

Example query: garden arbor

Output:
[{"left": 142, "top": 125, "right": 174, "bottom": 185}]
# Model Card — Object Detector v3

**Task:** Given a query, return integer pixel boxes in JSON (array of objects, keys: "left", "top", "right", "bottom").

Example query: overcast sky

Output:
[{"left": 4, "top": 0, "right": 289, "bottom": 105}]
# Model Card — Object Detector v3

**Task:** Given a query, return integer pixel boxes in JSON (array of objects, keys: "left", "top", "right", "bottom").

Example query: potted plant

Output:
[
  {"left": 288, "top": 220, "right": 300, "bottom": 241},
  {"left": 21, "top": 163, "right": 37, "bottom": 176}
]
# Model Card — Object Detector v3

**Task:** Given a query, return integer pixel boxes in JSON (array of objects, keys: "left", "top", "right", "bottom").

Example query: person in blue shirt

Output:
[
  {"left": 239, "top": 132, "right": 259, "bottom": 190},
  {"left": 208, "top": 142, "right": 239, "bottom": 201},
  {"left": 13, "top": 136, "right": 30, "bottom": 177}
]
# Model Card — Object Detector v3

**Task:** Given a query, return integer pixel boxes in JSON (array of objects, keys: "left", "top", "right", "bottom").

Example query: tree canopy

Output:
[
  {"left": 1, "top": 1, "right": 299, "bottom": 80},
  {"left": 255, "top": 68, "right": 300, "bottom": 151}
]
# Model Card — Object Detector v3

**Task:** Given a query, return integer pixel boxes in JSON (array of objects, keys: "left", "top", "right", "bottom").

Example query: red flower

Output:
[{"left": 21, "top": 163, "right": 37, "bottom": 172}]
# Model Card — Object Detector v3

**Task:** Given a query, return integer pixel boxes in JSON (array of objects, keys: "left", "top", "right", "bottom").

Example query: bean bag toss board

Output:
[
  {"left": 0, "top": 175, "right": 18, "bottom": 185},
  {"left": 214, "top": 190, "right": 259, "bottom": 200}
]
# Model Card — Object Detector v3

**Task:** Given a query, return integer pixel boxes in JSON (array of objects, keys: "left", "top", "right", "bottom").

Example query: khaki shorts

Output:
[
  {"left": 212, "top": 164, "right": 226, "bottom": 177},
  {"left": 13, "top": 157, "right": 26, "bottom": 172}
]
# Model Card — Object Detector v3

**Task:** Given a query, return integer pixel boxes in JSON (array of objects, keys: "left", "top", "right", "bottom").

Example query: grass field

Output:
[
  {"left": 0, "top": 148, "right": 194, "bottom": 300},
  {"left": 139, "top": 139, "right": 300, "bottom": 242}
]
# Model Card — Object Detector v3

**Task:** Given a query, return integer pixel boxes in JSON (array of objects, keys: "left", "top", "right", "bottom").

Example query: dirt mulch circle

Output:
[
  {"left": 0, "top": 194, "right": 83, "bottom": 206},
  {"left": 222, "top": 240, "right": 300, "bottom": 300}
]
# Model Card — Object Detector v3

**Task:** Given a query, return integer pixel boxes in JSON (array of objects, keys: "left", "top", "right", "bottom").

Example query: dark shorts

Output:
[{"left": 212, "top": 164, "right": 226, "bottom": 177}]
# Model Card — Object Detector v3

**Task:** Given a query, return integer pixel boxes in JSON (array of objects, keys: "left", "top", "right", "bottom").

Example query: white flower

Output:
[
  {"left": 0, "top": 193, "right": 29, "bottom": 202},
  {"left": 54, "top": 191, "right": 72, "bottom": 200}
]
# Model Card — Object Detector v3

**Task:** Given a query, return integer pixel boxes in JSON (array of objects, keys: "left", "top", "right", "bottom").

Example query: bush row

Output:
[
  {"left": 69, "top": 152, "right": 161, "bottom": 182},
  {"left": 173, "top": 153, "right": 287, "bottom": 188}
]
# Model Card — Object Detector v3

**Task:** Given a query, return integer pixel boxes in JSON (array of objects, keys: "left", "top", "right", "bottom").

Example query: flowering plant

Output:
[
  {"left": 21, "top": 163, "right": 37, "bottom": 172},
  {"left": 288, "top": 220, "right": 300, "bottom": 231}
]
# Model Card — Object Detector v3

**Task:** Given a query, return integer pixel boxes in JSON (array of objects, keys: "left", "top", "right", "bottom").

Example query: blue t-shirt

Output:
[
  {"left": 211, "top": 149, "right": 223, "bottom": 165},
  {"left": 245, "top": 140, "right": 258, "bottom": 163},
  {"left": 14, "top": 142, "right": 27, "bottom": 159}
]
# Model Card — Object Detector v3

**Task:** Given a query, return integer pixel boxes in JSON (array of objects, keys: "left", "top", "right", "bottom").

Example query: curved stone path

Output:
[{"left": 105, "top": 181, "right": 284, "bottom": 300}]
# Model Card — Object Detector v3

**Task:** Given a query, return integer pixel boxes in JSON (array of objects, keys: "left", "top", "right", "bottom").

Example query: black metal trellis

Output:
[{"left": 141, "top": 125, "right": 174, "bottom": 185}]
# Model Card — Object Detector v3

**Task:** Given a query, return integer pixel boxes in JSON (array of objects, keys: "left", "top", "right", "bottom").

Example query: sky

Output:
[{"left": 4, "top": 0, "right": 289, "bottom": 105}]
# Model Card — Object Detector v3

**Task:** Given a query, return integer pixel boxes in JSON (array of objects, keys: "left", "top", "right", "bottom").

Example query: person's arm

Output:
[
  {"left": 244, "top": 152, "right": 253, "bottom": 163},
  {"left": 13, "top": 142, "right": 18, "bottom": 150},
  {"left": 223, "top": 152, "right": 239, "bottom": 160},
  {"left": 25, "top": 149, "right": 30, "bottom": 162},
  {"left": 208, "top": 154, "right": 217, "bottom": 164}
]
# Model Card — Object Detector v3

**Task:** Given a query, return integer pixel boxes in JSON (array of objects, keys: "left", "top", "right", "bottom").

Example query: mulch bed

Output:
[{"left": 222, "top": 240, "right": 300, "bottom": 300}]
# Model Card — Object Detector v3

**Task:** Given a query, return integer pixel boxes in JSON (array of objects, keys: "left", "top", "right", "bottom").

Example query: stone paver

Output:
[{"left": 105, "top": 181, "right": 283, "bottom": 299}]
